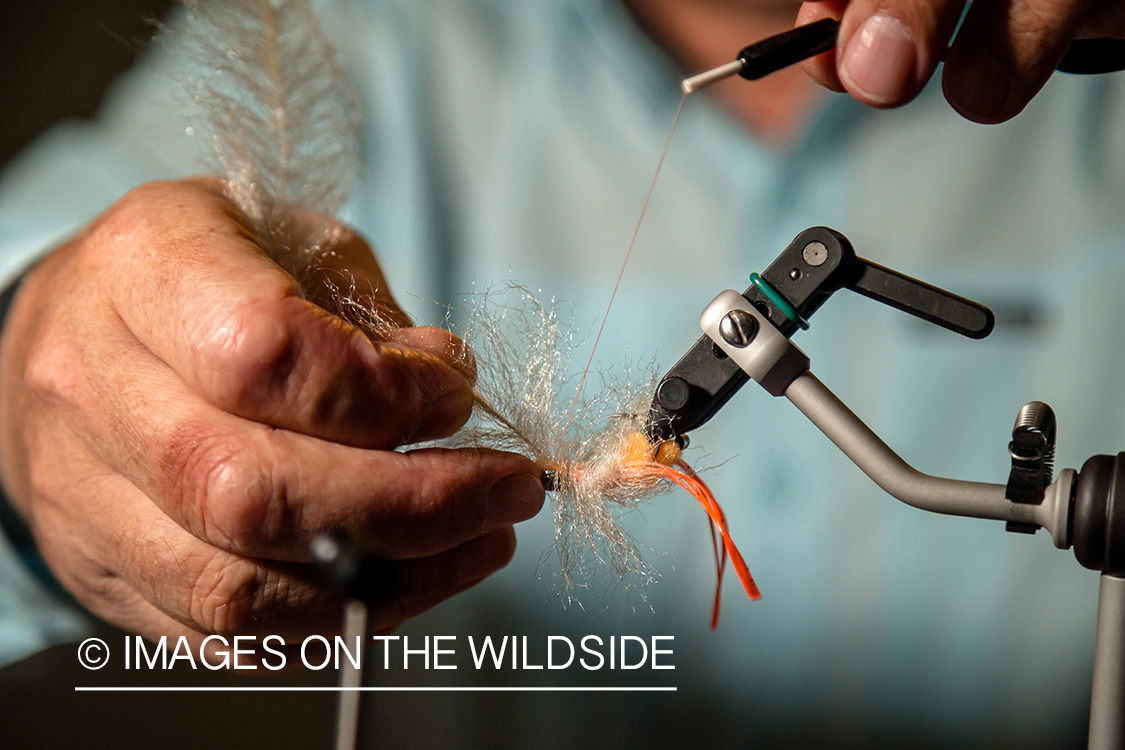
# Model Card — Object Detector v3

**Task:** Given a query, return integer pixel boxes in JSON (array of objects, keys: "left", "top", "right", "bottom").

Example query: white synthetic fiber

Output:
[{"left": 445, "top": 286, "right": 670, "bottom": 596}]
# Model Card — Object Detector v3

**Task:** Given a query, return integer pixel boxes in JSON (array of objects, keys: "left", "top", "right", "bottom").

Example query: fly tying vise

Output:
[
  {"left": 572, "top": 16, "right": 1125, "bottom": 626},
  {"left": 175, "top": 0, "right": 1125, "bottom": 628}
]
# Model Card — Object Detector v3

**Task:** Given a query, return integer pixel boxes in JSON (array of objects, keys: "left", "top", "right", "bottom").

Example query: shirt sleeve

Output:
[{"left": 0, "top": 519, "right": 90, "bottom": 668}]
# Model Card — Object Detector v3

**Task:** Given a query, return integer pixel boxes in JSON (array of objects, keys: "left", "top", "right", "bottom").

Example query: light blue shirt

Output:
[{"left": 1, "top": 0, "right": 1124, "bottom": 743}]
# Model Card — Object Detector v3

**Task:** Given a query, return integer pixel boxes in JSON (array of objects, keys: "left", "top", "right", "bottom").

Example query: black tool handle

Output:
[
  {"left": 310, "top": 532, "right": 395, "bottom": 603},
  {"left": 847, "top": 259, "right": 995, "bottom": 339},
  {"left": 739, "top": 19, "right": 839, "bottom": 81},
  {"left": 1057, "top": 38, "right": 1125, "bottom": 74},
  {"left": 735, "top": 22, "right": 1123, "bottom": 83}
]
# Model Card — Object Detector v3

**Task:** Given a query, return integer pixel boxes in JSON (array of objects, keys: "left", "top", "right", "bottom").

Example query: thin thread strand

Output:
[{"left": 563, "top": 92, "right": 688, "bottom": 438}]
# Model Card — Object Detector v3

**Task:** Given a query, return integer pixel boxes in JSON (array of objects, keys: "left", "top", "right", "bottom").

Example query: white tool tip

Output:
[{"left": 681, "top": 60, "right": 743, "bottom": 94}]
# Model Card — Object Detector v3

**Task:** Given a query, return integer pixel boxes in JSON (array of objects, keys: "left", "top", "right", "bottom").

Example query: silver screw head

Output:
[
  {"left": 719, "top": 309, "right": 758, "bottom": 348},
  {"left": 802, "top": 241, "right": 828, "bottom": 267}
]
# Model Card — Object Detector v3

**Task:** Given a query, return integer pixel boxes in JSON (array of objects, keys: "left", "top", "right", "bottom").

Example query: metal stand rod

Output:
[
  {"left": 784, "top": 371, "right": 1035, "bottom": 523},
  {"left": 1089, "top": 574, "right": 1125, "bottom": 750},
  {"left": 334, "top": 599, "right": 367, "bottom": 750}
]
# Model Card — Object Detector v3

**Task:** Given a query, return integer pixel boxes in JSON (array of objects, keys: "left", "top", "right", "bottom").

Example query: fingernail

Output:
[
  {"left": 840, "top": 14, "right": 917, "bottom": 105},
  {"left": 943, "top": 51, "right": 1010, "bottom": 123},
  {"left": 486, "top": 474, "right": 545, "bottom": 526}
]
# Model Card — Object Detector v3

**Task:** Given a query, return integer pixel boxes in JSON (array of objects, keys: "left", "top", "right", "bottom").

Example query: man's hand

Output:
[
  {"left": 0, "top": 178, "right": 544, "bottom": 651},
  {"left": 799, "top": 0, "right": 1125, "bottom": 122}
]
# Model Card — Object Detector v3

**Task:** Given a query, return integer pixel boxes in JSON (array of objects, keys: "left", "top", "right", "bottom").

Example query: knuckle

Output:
[
  {"left": 195, "top": 295, "right": 304, "bottom": 411},
  {"left": 190, "top": 557, "right": 262, "bottom": 634},
  {"left": 114, "top": 178, "right": 219, "bottom": 215},
  {"left": 165, "top": 429, "right": 290, "bottom": 553},
  {"left": 24, "top": 331, "right": 86, "bottom": 408},
  {"left": 108, "top": 181, "right": 161, "bottom": 218},
  {"left": 79, "top": 182, "right": 194, "bottom": 278},
  {"left": 92, "top": 178, "right": 244, "bottom": 270},
  {"left": 190, "top": 558, "right": 315, "bottom": 635},
  {"left": 97, "top": 181, "right": 179, "bottom": 238}
]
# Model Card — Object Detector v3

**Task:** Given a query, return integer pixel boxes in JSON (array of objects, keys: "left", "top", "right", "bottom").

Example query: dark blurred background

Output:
[{"left": 0, "top": 0, "right": 172, "bottom": 170}]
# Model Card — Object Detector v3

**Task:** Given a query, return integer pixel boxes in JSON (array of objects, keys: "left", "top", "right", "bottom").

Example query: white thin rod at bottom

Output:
[
  {"left": 335, "top": 600, "right": 367, "bottom": 750},
  {"left": 1089, "top": 574, "right": 1125, "bottom": 750}
]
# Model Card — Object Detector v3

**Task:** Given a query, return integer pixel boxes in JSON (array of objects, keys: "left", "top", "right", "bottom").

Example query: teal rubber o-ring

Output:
[{"left": 749, "top": 273, "right": 810, "bottom": 330}]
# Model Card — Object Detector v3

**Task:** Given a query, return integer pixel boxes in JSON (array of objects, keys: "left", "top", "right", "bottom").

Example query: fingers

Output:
[
  {"left": 39, "top": 325, "right": 542, "bottom": 560},
  {"left": 364, "top": 527, "right": 518, "bottom": 631},
  {"left": 153, "top": 424, "right": 543, "bottom": 562},
  {"left": 942, "top": 0, "right": 1089, "bottom": 122},
  {"left": 799, "top": 0, "right": 962, "bottom": 106},
  {"left": 32, "top": 451, "right": 519, "bottom": 640},
  {"left": 87, "top": 179, "right": 472, "bottom": 447},
  {"left": 800, "top": 0, "right": 1124, "bottom": 122}
]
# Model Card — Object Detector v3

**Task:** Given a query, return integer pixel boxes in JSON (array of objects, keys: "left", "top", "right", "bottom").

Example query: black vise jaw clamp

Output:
[{"left": 645, "top": 227, "right": 996, "bottom": 443}]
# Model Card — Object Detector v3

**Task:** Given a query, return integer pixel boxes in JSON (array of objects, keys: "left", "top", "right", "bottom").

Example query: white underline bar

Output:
[{"left": 75, "top": 686, "right": 677, "bottom": 693}]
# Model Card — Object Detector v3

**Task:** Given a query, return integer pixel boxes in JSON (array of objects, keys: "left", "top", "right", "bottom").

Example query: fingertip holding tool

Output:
[
  {"left": 679, "top": 18, "right": 1125, "bottom": 95},
  {"left": 681, "top": 18, "right": 840, "bottom": 94}
]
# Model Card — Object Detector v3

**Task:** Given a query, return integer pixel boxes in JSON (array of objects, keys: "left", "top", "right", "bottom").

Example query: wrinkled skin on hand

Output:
[
  {"left": 0, "top": 178, "right": 545, "bottom": 657},
  {"left": 798, "top": 0, "right": 1125, "bottom": 122}
]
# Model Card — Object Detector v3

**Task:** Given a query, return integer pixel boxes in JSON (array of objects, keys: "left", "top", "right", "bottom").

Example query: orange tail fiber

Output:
[{"left": 640, "top": 457, "right": 761, "bottom": 629}]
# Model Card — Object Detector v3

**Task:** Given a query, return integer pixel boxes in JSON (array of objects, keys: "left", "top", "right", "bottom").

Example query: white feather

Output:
[{"left": 174, "top": 0, "right": 360, "bottom": 273}]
